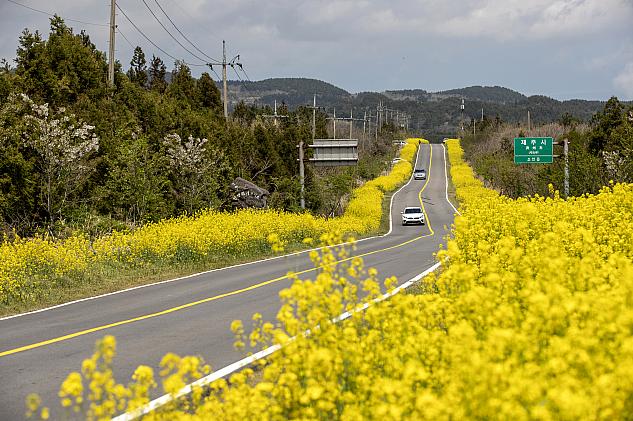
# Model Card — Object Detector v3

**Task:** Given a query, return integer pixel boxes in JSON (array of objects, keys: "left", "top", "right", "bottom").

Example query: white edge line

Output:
[
  {"left": 112, "top": 261, "right": 442, "bottom": 421},
  {"left": 442, "top": 143, "right": 461, "bottom": 216},
  {"left": 0, "top": 143, "right": 424, "bottom": 323}
]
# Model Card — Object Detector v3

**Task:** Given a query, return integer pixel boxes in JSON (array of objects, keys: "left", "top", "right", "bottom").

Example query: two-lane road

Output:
[{"left": 0, "top": 143, "right": 456, "bottom": 419}]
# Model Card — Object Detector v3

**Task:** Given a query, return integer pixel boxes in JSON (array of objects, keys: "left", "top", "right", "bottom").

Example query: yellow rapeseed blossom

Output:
[
  {"left": 4, "top": 139, "right": 427, "bottom": 306},
  {"left": 32, "top": 139, "right": 633, "bottom": 420}
]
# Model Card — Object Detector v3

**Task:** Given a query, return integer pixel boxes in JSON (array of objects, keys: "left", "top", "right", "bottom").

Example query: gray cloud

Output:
[{"left": 1, "top": 0, "right": 632, "bottom": 99}]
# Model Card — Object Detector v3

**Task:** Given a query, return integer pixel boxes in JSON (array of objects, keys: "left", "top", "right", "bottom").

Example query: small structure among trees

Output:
[{"left": 229, "top": 178, "right": 270, "bottom": 209}]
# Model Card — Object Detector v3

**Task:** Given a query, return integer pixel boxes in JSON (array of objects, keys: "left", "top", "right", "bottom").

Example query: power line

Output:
[
  {"left": 139, "top": 0, "right": 209, "bottom": 64},
  {"left": 115, "top": 3, "right": 205, "bottom": 67},
  {"left": 117, "top": 27, "right": 134, "bottom": 49},
  {"left": 152, "top": 0, "right": 220, "bottom": 64},
  {"left": 209, "top": 67, "right": 222, "bottom": 81},
  {"left": 6, "top": 0, "right": 109, "bottom": 27},
  {"left": 238, "top": 65, "right": 253, "bottom": 82}
]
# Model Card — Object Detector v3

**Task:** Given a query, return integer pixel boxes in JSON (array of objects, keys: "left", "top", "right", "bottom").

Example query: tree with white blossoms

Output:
[
  {"left": 163, "top": 133, "right": 226, "bottom": 213},
  {"left": 19, "top": 94, "right": 99, "bottom": 228}
]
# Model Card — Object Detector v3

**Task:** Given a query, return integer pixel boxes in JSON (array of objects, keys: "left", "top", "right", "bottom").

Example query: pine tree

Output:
[
  {"left": 127, "top": 46, "right": 147, "bottom": 88},
  {"left": 149, "top": 55, "right": 167, "bottom": 93},
  {"left": 196, "top": 72, "right": 221, "bottom": 109},
  {"left": 167, "top": 60, "right": 195, "bottom": 103}
]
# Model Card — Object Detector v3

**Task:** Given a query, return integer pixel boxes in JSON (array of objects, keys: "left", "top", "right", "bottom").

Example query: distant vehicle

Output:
[
  {"left": 401, "top": 206, "right": 425, "bottom": 225},
  {"left": 393, "top": 140, "right": 407, "bottom": 146},
  {"left": 392, "top": 157, "right": 404, "bottom": 164},
  {"left": 413, "top": 169, "right": 427, "bottom": 180}
]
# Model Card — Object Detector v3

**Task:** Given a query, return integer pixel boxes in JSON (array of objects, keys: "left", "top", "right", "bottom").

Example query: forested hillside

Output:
[{"left": 225, "top": 79, "right": 611, "bottom": 140}]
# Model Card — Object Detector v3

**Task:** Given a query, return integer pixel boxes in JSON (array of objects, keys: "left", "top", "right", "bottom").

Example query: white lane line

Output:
[
  {"left": 115, "top": 145, "right": 442, "bottom": 420},
  {"left": 112, "top": 261, "right": 442, "bottom": 421},
  {"left": 1, "top": 145, "right": 425, "bottom": 322},
  {"left": 442, "top": 144, "right": 461, "bottom": 216}
]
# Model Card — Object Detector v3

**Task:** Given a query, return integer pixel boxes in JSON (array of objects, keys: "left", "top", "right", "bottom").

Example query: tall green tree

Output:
[
  {"left": 127, "top": 46, "right": 147, "bottom": 88},
  {"left": 15, "top": 16, "right": 108, "bottom": 106},
  {"left": 167, "top": 61, "right": 195, "bottom": 104},
  {"left": 196, "top": 72, "right": 221, "bottom": 110},
  {"left": 149, "top": 55, "right": 167, "bottom": 93}
]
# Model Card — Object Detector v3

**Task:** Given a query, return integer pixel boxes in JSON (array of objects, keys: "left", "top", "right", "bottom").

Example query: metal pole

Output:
[
  {"left": 299, "top": 140, "right": 305, "bottom": 209},
  {"left": 527, "top": 110, "right": 531, "bottom": 132},
  {"left": 333, "top": 108, "right": 337, "bottom": 139},
  {"left": 363, "top": 111, "right": 367, "bottom": 138},
  {"left": 349, "top": 108, "right": 353, "bottom": 140},
  {"left": 222, "top": 40, "right": 228, "bottom": 119},
  {"left": 564, "top": 138, "right": 569, "bottom": 198},
  {"left": 312, "top": 94, "right": 316, "bottom": 140},
  {"left": 108, "top": 0, "right": 116, "bottom": 87}
]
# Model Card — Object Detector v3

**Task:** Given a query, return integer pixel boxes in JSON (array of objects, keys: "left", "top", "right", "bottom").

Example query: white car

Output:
[
  {"left": 413, "top": 169, "right": 426, "bottom": 180},
  {"left": 401, "top": 207, "right": 425, "bottom": 225}
]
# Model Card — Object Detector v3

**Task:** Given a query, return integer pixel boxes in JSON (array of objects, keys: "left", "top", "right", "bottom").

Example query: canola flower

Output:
[
  {"left": 1, "top": 139, "right": 426, "bottom": 306},
  {"left": 29, "top": 139, "right": 633, "bottom": 420}
]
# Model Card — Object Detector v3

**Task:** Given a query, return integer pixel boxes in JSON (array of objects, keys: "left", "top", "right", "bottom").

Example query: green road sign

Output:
[{"left": 514, "top": 137, "right": 553, "bottom": 164}]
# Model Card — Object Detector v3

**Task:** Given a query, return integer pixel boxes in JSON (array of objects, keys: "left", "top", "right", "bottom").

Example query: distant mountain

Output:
[
  {"left": 222, "top": 78, "right": 608, "bottom": 141},
  {"left": 434, "top": 86, "right": 527, "bottom": 104},
  {"left": 225, "top": 78, "right": 351, "bottom": 108}
]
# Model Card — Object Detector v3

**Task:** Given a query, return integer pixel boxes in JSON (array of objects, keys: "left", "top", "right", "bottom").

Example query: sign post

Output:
[{"left": 514, "top": 137, "right": 554, "bottom": 164}]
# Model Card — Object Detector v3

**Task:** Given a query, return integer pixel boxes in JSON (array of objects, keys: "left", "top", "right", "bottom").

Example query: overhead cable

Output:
[
  {"left": 116, "top": 3, "right": 205, "bottom": 67},
  {"left": 6, "top": 0, "right": 108, "bottom": 27},
  {"left": 152, "top": 0, "right": 220, "bottom": 64},
  {"left": 139, "top": 0, "right": 209, "bottom": 64}
]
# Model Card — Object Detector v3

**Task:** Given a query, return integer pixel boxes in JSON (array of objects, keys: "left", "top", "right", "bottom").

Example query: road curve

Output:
[{"left": 0, "top": 144, "right": 456, "bottom": 419}]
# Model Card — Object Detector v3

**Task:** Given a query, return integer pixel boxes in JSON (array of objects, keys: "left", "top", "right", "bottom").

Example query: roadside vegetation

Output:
[
  {"left": 0, "top": 17, "right": 422, "bottom": 315},
  {"left": 28, "top": 139, "right": 633, "bottom": 420},
  {"left": 461, "top": 98, "right": 633, "bottom": 197},
  {"left": 0, "top": 138, "right": 424, "bottom": 315}
]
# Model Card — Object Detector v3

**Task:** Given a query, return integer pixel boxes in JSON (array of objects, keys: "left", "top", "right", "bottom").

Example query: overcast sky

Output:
[{"left": 1, "top": 0, "right": 632, "bottom": 100}]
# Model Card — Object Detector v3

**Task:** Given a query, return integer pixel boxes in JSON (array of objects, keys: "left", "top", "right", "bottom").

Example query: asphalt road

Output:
[{"left": 0, "top": 143, "right": 456, "bottom": 420}]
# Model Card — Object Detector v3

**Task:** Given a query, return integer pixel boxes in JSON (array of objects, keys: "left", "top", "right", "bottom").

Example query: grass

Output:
[
  {"left": 0, "top": 241, "right": 311, "bottom": 317},
  {"left": 1, "top": 144, "right": 421, "bottom": 318}
]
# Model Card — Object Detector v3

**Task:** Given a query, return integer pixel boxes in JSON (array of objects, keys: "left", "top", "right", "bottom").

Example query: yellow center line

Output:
[{"left": 0, "top": 144, "right": 437, "bottom": 358}]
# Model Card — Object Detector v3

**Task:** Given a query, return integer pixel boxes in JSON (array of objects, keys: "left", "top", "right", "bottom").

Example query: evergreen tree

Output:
[
  {"left": 168, "top": 60, "right": 195, "bottom": 103},
  {"left": 196, "top": 72, "right": 221, "bottom": 110},
  {"left": 127, "top": 46, "right": 147, "bottom": 88},
  {"left": 149, "top": 55, "right": 167, "bottom": 93}
]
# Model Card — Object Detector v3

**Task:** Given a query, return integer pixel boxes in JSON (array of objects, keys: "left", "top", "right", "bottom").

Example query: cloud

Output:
[{"left": 614, "top": 62, "right": 633, "bottom": 99}]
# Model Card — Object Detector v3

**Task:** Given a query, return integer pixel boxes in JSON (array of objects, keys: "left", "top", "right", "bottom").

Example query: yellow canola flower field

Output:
[
  {"left": 0, "top": 139, "right": 426, "bottom": 305},
  {"left": 36, "top": 139, "right": 633, "bottom": 420}
]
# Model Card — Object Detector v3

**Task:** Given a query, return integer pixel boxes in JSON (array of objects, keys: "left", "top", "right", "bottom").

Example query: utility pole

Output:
[
  {"left": 363, "top": 111, "right": 367, "bottom": 139},
  {"left": 564, "top": 138, "right": 569, "bottom": 198},
  {"left": 312, "top": 94, "right": 316, "bottom": 139},
  {"left": 349, "top": 108, "right": 353, "bottom": 140},
  {"left": 333, "top": 108, "right": 337, "bottom": 139},
  {"left": 460, "top": 98, "right": 465, "bottom": 133},
  {"left": 481, "top": 107, "right": 484, "bottom": 122},
  {"left": 299, "top": 139, "right": 305, "bottom": 209},
  {"left": 262, "top": 99, "right": 289, "bottom": 126},
  {"left": 527, "top": 110, "right": 531, "bottom": 133},
  {"left": 222, "top": 41, "right": 228, "bottom": 119},
  {"left": 108, "top": 0, "right": 116, "bottom": 87}
]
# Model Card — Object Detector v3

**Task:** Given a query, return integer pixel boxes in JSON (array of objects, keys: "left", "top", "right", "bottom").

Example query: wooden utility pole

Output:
[
  {"left": 222, "top": 40, "right": 228, "bottom": 119},
  {"left": 108, "top": 0, "right": 116, "bottom": 86}
]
